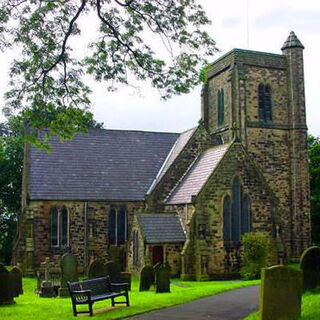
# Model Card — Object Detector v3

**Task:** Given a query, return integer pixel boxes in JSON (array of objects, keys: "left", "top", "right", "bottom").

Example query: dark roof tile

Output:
[
  {"left": 137, "top": 214, "right": 185, "bottom": 243},
  {"left": 29, "top": 129, "right": 179, "bottom": 201}
]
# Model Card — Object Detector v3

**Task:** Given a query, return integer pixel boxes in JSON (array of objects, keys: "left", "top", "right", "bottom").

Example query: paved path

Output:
[{"left": 129, "top": 285, "right": 260, "bottom": 320}]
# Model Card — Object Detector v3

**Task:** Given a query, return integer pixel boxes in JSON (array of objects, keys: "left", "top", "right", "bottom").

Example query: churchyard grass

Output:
[
  {"left": 243, "top": 286, "right": 320, "bottom": 320},
  {"left": 1, "top": 276, "right": 259, "bottom": 319}
]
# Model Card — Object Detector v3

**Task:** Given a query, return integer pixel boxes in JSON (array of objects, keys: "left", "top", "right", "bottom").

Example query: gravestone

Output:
[
  {"left": 88, "top": 260, "right": 107, "bottom": 279},
  {"left": 139, "top": 264, "right": 155, "bottom": 291},
  {"left": 59, "top": 253, "right": 78, "bottom": 297},
  {"left": 105, "top": 261, "right": 120, "bottom": 281},
  {"left": 10, "top": 266, "right": 23, "bottom": 297},
  {"left": 259, "top": 265, "right": 302, "bottom": 320},
  {"left": 155, "top": 264, "right": 170, "bottom": 293},
  {"left": 40, "top": 257, "right": 56, "bottom": 297},
  {"left": 0, "top": 264, "right": 23, "bottom": 304},
  {"left": 300, "top": 246, "right": 320, "bottom": 291}
]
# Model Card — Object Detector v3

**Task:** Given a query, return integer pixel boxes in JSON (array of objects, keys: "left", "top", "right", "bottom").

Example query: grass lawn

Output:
[
  {"left": 1, "top": 277, "right": 259, "bottom": 319},
  {"left": 243, "top": 287, "right": 320, "bottom": 320}
]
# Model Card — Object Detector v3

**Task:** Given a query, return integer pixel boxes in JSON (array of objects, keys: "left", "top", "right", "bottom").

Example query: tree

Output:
[
  {"left": 0, "top": 117, "right": 102, "bottom": 263},
  {"left": 0, "top": 122, "right": 22, "bottom": 264},
  {"left": 308, "top": 135, "right": 320, "bottom": 245},
  {"left": 0, "top": 0, "right": 217, "bottom": 145}
]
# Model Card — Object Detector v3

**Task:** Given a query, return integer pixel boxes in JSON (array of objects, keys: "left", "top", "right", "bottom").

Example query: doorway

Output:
[{"left": 152, "top": 245, "right": 164, "bottom": 265}]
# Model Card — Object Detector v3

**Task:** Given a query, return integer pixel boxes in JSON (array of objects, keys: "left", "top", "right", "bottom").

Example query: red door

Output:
[{"left": 152, "top": 246, "right": 163, "bottom": 265}]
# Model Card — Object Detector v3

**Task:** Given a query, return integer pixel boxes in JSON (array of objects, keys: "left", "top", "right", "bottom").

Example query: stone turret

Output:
[{"left": 281, "top": 31, "right": 310, "bottom": 257}]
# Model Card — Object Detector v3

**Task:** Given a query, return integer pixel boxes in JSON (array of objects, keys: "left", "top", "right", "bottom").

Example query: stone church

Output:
[{"left": 14, "top": 32, "right": 310, "bottom": 280}]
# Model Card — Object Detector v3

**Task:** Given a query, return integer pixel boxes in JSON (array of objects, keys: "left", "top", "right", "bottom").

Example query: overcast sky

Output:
[{"left": 0, "top": 0, "right": 319, "bottom": 136}]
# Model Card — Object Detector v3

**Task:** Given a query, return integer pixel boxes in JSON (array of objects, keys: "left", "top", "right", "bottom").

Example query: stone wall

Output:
[
  {"left": 166, "top": 142, "right": 278, "bottom": 279},
  {"left": 202, "top": 48, "right": 310, "bottom": 260},
  {"left": 15, "top": 200, "right": 144, "bottom": 274}
]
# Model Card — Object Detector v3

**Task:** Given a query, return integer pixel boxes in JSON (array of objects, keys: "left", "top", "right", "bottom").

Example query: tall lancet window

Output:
[
  {"left": 223, "top": 178, "right": 252, "bottom": 247},
  {"left": 50, "top": 205, "right": 69, "bottom": 248},
  {"left": 108, "top": 206, "right": 127, "bottom": 246},
  {"left": 258, "top": 83, "right": 272, "bottom": 122},
  {"left": 218, "top": 89, "right": 224, "bottom": 126}
]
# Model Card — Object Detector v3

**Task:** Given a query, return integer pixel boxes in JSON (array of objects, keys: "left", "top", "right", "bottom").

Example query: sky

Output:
[{"left": 0, "top": 0, "right": 319, "bottom": 136}]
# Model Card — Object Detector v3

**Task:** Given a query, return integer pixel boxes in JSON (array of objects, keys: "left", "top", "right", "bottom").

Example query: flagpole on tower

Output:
[{"left": 246, "top": 0, "right": 250, "bottom": 49}]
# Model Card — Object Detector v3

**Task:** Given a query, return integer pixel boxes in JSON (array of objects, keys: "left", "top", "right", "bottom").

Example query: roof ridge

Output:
[{"left": 89, "top": 128, "right": 180, "bottom": 135}]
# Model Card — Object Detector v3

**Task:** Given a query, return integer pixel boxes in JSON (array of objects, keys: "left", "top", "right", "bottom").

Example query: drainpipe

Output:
[{"left": 84, "top": 201, "right": 88, "bottom": 272}]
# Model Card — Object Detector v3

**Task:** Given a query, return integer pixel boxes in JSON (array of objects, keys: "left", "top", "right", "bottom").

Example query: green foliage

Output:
[
  {"left": 308, "top": 135, "right": 320, "bottom": 245},
  {"left": 240, "top": 232, "right": 272, "bottom": 280},
  {"left": 0, "top": 122, "right": 22, "bottom": 264},
  {"left": 0, "top": 0, "right": 217, "bottom": 144}
]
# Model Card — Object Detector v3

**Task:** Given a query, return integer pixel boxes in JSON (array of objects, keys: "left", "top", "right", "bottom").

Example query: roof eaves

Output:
[{"left": 146, "top": 126, "right": 198, "bottom": 195}]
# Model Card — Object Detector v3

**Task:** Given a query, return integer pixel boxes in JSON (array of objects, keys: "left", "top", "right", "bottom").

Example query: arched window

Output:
[
  {"left": 222, "top": 178, "right": 252, "bottom": 248},
  {"left": 223, "top": 195, "right": 231, "bottom": 246},
  {"left": 117, "top": 207, "right": 126, "bottom": 245},
  {"left": 50, "top": 205, "right": 69, "bottom": 248},
  {"left": 108, "top": 206, "right": 127, "bottom": 246},
  {"left": 108, "top": 207, "right": 116, "bottom": 245},
  {"left": 232, "top": 178, "right": 241, "bottom": 244},
  {"left": 218, "top": 89, "right": 224, "bottom": 126},
  {"left": 241, "top": 195, "right": 251, "bottom": 235},
  {"left": 258, "top": 83, "right": 272, "bottom": 122},
  {"left": 50, "top": 206, "right": 58, "bottom": 247}
]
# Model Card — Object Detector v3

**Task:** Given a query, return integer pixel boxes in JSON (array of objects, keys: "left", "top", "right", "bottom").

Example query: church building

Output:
[{"left": 14, "top": 32, "right": 310, "bottom": 280}]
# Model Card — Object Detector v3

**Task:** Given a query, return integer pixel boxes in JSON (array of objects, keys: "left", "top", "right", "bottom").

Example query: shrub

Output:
[{"left": 240, "top": 232, "right": 271, "bottom": 279}]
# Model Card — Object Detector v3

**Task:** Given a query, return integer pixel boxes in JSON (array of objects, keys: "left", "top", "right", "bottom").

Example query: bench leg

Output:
[
  {"left": 126, "top": 292, "right": 130, "bottom": 307},
  {"left": 111, "top": 297, "right": 115, "bottom": 307},
  {"left": 72, "top": 302, "right": 77, "bottom": 317},
  {"left": 89, "top": 302, "right": 93, "bottom": 317}
]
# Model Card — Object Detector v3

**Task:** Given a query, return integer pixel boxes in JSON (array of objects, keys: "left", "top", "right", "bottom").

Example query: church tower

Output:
[{"left": 201, "top": 31, "right": 310, "bottom": 259}]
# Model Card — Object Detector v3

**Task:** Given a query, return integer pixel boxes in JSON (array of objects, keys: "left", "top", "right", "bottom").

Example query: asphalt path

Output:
[{"left": 129, "top": 285, "right": 260, "bottom": 320}]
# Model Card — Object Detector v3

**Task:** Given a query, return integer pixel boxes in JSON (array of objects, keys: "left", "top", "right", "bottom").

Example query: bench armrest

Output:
[
  {"left": 71, "top": 290, "right": 91, "bottom": 295},
  {"left": 110, "top": 282, "right": 129, "bottom": 292},
  {"left": 70, "top": 289, "right": 92, "bottom": 302}
]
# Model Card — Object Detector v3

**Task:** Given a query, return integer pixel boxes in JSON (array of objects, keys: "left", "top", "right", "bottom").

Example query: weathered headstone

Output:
[
  {"left": 155, "top": 264, "right": 170, "bottom": 293},
  {"left": 105, "top": 261, "right": 120, "bottom": 281},
  {"left": 0, "top": 264, "right": 23, "bottom": 304},
  {"left": 10, "top": 266, "right": 23, "bottom": 297},
  {"left": 300, "top": 246, "right": 320, "bottom": 291},
  {"left": 259, "top": 265, "right": 302, "bottom": 320},
  {"left": 39, "top": 257, "right": 56, "bottom": 297},
  {"left": 88, "top": 260, "right": 107, "bottom": 279},
  {"left": 59, "top": 253, "right": 78, "bottom": 297},
  {"left": 139, "top": 264, "right": 155, "bottom": 291}
]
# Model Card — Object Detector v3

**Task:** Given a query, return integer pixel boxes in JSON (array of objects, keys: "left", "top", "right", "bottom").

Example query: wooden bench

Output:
[{"left": 67, "top": 276, "right": 129, "bottom": 317}]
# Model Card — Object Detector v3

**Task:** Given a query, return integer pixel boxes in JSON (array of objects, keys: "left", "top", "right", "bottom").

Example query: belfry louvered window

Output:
[
  {"left": 50, "top": 205, "right": 69, "bottom": 248},
  {"left": 223, "top": 178, "right": 251, "bottom": 247},
  {"left": 108, "top": 206, "right": 127, "bottom": 246},
  {"left": 218, "top": 89, "right": 224, "bottom": 126},
  {"left": 258, "top": 83, "right": 272, "bottom": 122}
]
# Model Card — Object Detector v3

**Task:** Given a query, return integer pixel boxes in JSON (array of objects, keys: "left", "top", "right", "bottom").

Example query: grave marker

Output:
[
  {"left": 59, "top": 253, "right": 78, "bottom": 297},
  {"left": 259, "top": 265, "right": 302, "bottom": 320},
  {"left": 300, "top": 246, "right": 320, "bottom": 291}
]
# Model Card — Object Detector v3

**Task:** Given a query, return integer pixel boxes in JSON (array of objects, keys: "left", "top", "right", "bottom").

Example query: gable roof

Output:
[
  {"left": 166, "top": 143, "right": 230, "bottom": 204},
  {"left": 147, "top": 127, "right": 197, "bottom": 194},
  {"left": 29, "top": 129, "right": 179, "bottom": 201},
  {"left": 137, "top": 214, "right": 185, "bottom": 243}
]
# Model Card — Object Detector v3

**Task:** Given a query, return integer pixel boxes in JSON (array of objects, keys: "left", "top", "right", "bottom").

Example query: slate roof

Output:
[
  {"left": 29, "top": 129, "right": 179, "bottom": 201},
  {"left": 166, "top": 143, "right": 230, "bottom": 204},
  {"left": 281, "top": 31, "right": 304, "bottom": 50},
  {"left": 147, "top": 127, "right": 197, "bottom": 194},
  {"left": 137, "top": 214, "right": 185, "bottom": 243}
]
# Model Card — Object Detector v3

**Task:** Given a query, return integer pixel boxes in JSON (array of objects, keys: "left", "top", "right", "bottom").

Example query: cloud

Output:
[
  {"left": 221, "top": 17, "right": 243, "bottom": 28},
  {"left": 254, "top": 8, "right": 320, "bottom": 34}
]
